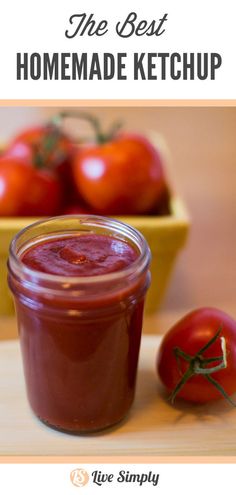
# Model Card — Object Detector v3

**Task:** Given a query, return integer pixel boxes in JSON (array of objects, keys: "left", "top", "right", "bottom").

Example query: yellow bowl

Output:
[{"left": 0, "top": 196, "right": 189, "bottom": 316}]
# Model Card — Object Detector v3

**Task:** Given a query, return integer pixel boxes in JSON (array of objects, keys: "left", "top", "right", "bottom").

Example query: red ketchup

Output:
[{"left": 8, "top": 215, "right": 150, "bottom": 433}]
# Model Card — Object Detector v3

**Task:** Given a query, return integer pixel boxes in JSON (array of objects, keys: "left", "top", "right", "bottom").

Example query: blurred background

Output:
[{"left": 0, "top": 106, "right": 236, "bottom": 333}]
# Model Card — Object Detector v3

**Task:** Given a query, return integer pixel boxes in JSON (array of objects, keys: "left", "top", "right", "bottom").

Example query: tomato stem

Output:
[
  {"left": 169, "top": 367, "right": 194, "bottom": 404},
  {"left": 194, "top": 337, "right": 227, "bottom": 375},
  {"left": 174, "top": 347, "right": 192, "bottom": 362},
  {"left": 205, "top": 375, "right": 236, "bottom": 407},
  {"left": 169, "top": 328, "right": 236, "bottom": 406},
  {"left": 54, "top": 111, "right": 122, "bottom": 145},
  {"left": 31, "top": 124, "right": 65, "bottom": 170},
  {"left": 197, "top": 326, "right": 222, "bottom": 354},
  {"left": 202, "top": 356, "right": 223, "bottom": 363}
]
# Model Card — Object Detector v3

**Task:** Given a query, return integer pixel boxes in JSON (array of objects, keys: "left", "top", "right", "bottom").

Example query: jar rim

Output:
[{"left": 8, "top": 214, "right": 151, "bottom": 289}]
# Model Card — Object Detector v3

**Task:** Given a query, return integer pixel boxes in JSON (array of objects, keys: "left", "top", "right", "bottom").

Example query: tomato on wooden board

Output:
[
  {"left": 73, "top": 133, "right": 166, "bottom": 215},
  {"left": 0, "top": 157, "right": 62, "bottom": 217},
  {"left": 157, "top": 308, "right": 236, "bottom": 404}
]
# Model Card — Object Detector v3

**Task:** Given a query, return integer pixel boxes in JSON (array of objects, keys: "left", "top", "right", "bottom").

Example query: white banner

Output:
[
  {"left": 0, "top": 462, "right": 233, "bottom": 495},
  {"left": 0, "top": 0, "right": 235, "bottom": 99}
]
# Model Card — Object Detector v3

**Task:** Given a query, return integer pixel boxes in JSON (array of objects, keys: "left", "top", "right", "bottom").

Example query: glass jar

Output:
[{"left": 8, "top": 215, "right": 151, "bottom": 433}]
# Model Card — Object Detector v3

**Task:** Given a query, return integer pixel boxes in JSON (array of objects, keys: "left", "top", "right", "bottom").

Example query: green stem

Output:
[
  {"left": 169, "top": 330, "right": 235, "bottom": 406},
  {"left": 169, "top": 367, "right": 194, "bottom": 404},
  {"left": 201, "top": 356, "right": 223, "bottom": 363},
  {"left": 174, "top": 347, "right": 192, "bottom": 362},
  {"left": 174, "top": 347, "right": 192, "bottom": 376},
  {"left": 53, "top": 111, "right": 122, "bottom": 145},
  {"left": 194, "top": 362, "right": 226, "bottom": 374},
  {"left": 197, "top": 326, "right": 222, "bottom": 354},
  {"left": 33, "top": 129, "right": 61, "bottom": 169},
  {"left": 205, "top": 375, "right": 236, "bottom": 407}
]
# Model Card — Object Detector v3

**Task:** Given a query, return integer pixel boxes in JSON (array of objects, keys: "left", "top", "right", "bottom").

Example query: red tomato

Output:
[
  {"left": 4, "top": 141, "right": 33, "bottom": 164},
  {"left": 12, "top": 126, "right": 73, "bottom": 169},
  {"left": 20, "top": 168, "right": 62, "bottom": 217},
  {"left": 73, "top": 134, "right": 166, "bottom": 215},
  {"left": 157, "top": 308, "right": 236, "bottom": 403},
  {"left": 10, "top": 125, "right": 76, "bottom": 201},
  {"left": 62, "top": 204, "right": 94, "bottom": 215},
  {"left": 0, "top": 158, "right": 32, "bottom": 216},
  {"left": 0, "top": 157, "right": 62, "bottom": 217}
]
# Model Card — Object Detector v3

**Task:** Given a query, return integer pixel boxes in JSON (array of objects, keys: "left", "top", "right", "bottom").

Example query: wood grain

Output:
[{"left": 1, "top": 336, "right": 236, "bottom": 456}]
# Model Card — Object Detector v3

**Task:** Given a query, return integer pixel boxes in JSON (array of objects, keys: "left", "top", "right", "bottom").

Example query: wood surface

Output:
[{"left": 1, "top": 335, "right": 236, "bottom": 456}]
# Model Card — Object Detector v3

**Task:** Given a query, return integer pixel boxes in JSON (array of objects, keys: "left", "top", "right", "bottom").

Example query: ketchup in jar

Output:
[{"left": 8, "top": 215, "right": 151, "bottom": 433}]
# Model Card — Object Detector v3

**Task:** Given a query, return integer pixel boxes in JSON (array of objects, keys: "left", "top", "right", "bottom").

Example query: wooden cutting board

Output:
[{"left": 1, "top": 336, "right": 236, "bottom": 456}]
